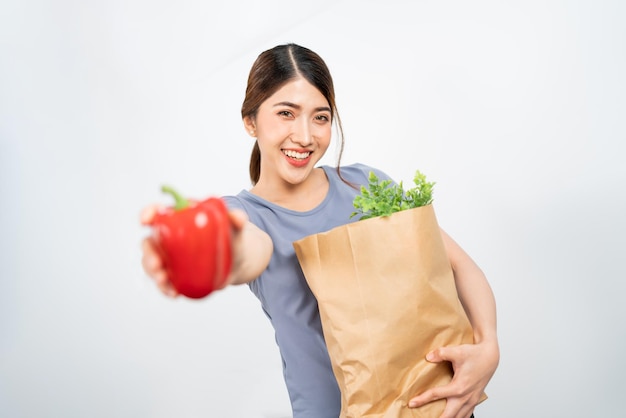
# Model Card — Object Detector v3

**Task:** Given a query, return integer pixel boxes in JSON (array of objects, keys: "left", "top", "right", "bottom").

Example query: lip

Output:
[{"left": 282, "top": 149, "right": 312, "bottom": 168}]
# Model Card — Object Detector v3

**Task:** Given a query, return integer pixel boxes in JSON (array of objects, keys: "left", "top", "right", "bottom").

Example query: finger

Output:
[
  {"left": 140, "top": 204, "right": 163, "bottom": 225},
  {"left": 228, "top": 209, "right": 248, "bottom": 230},
  {"left": 154, "top": 270, "right": 179, "bottom": 298},
  {"left": 426, "top": 346, "right": 448, "bottom": 363},
  {"left": 408, "top": 383, "right": 455, "bottom": 408},
  {"left": 140, "top": 229, "right": 178, "bottom": 298},
  {"left": 147, "top": 259, "right": 179, "bottom": 298},
  {"left": 439, "top": 397, "right": 474, "bottom": 418},
  {"left": 141, "top": 238, "right": 163, "bottom": 273},
  {"left": 427, "top": 345, "right": 466, "bottom": 364},
  {"left": 140, "top": 239, "right": 177, "bottom": 297}
]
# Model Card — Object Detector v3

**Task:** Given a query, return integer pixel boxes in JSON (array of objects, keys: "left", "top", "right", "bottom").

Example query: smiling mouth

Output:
[{"left": 282, "top": 149, "right": 311, "bottom": 160}]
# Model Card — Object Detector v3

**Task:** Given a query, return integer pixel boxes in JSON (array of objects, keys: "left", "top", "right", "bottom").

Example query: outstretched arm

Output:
[
  {"left": 141, "top": 206, "right": 273, "bottom": 297},
  {"left": 225, "top": 209, "right": 274, "bottom": 285}
]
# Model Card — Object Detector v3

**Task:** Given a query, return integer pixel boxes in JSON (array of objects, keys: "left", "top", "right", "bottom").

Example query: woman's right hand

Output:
[
  {"left": 140, "top": 204, "right": 272, "bottom": 297},
  {"left": 140, "top": 205, "right": 179, "bottom": 297}
]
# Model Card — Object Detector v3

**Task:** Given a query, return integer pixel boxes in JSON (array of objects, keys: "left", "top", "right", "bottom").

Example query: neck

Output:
[{"left": 251, "top": 168, "right": 329, "bottom": 211}]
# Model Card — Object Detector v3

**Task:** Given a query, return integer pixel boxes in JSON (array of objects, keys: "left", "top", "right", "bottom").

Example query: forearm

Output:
[
  {"left": 228, "top": 220, "right": 273, "bottom": 285},
  {"left": 457, "top": 268, "right": 498, "bottom": 346},
  {"left": 441, "top": 229, "right": 498, "bottom": 347}
]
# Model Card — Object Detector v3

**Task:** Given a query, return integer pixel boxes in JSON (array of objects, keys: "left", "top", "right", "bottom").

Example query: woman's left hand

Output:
[{"left": 408, "top": 340, "right": 499, "bottom": 418}]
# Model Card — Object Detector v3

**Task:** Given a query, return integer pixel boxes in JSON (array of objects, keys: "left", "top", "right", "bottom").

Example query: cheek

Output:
[
  {"left": 254, "top": 112, "right": 280, "bottom": 137},
  {"left": 259, "top": 121, "right": 289, "bottom": 139},
  {"left": 315, "top": 125, "right": 333, "bottom": 147}
]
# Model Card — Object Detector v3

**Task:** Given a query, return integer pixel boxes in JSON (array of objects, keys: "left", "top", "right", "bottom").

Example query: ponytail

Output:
[{"left": 249, "top": 141, "right": 261, "bottom": 185}]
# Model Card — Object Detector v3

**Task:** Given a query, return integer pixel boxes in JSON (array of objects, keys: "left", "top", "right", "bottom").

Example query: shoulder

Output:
[
  {"left": 221, "top": 192, "right": 275, "bottom": 233},
  {"left": 331, "top": 163, "right": 395, "bottom": 184},
  {"left": 222, "top": 192, "right": 255, "bottom": 213},
  {"left": 222, "top": 194, "right": 244, "bottom": 210}
]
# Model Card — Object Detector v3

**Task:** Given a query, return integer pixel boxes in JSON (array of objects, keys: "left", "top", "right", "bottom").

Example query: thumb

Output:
[
  {"left": 140, "top": 204, "right": 166, "bottom": 226},
  {"left": 228, "top": 209, "right": 249, "bottom": 231},
  {"left": 426, "top": 346, "right": 454, "bottom": 363}
]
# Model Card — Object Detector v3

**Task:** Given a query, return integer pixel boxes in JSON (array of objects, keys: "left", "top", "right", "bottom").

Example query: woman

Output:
[{"left": 141, "top": 43, "right": 499, "bottom": 418}]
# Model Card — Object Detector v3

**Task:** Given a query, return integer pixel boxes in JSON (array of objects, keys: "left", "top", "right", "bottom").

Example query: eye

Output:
[
  {"left": 315, "top": 114, "right": 331, "bottom": 123},
  {"left": 278, "top": 110, "right": 294, "bottom": 118}
]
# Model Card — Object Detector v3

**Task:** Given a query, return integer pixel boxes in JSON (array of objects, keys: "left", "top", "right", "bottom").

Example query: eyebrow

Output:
[{"left": 273, "top": 101, "right": 331, "bottom": 113}]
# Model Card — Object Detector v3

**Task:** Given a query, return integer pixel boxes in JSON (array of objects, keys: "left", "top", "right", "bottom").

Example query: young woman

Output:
[{"left": 141, "top": 43, "right": 499, "bottom": 418}]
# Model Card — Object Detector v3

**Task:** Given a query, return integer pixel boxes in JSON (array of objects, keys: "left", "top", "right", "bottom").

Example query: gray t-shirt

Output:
[{"left": 223, "top": 163, "right": 392, "bottom": 418}]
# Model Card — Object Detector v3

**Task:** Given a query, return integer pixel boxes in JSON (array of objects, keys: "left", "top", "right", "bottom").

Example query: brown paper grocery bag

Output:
[{"left": 293, "top": 205, "right": 484, "bottom": 418}]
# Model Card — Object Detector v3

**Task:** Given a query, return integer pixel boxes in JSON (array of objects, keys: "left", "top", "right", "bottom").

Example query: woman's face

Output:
[{"left": 246, "top": 77, "right": 332, "bottom": 188}]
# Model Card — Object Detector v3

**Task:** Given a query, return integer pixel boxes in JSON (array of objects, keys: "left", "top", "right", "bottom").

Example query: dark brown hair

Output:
[{"left": 241, "top": 43, "right": 347, "bottom": 185}]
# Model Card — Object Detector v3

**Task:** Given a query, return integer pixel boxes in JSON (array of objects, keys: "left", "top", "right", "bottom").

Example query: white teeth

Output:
[{"left": 283, "top": 150, "right": 310, "bottom": 159}]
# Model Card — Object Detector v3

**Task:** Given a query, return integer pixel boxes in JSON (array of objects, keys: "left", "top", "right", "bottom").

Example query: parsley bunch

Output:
[{"left": 351, "top": 170, "right": 435, "bottom": 220}]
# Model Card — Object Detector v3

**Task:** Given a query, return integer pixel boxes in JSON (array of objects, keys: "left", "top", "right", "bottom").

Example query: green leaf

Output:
[{"left": 351, "top": 170, "right": 435, "bottom": 220}]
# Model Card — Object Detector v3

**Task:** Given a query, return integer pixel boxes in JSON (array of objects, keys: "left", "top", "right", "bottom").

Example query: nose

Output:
[{"left": 292, "top": 119, "right": 313, "bottom": 146}]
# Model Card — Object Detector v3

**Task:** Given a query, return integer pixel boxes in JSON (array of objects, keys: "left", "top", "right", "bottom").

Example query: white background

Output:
[{"left": 1, "top": 0, "right": 625, "bottom": 417}]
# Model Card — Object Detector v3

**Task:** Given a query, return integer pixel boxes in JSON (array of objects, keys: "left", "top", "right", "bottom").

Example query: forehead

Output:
[{"left": 265, "top": 77, "right": 329, "bottom": 107}]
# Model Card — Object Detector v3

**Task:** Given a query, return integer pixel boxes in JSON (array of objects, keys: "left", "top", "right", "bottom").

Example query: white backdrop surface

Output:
[{"left": 1, "top": 1, "right": 625, "bottom": 417}]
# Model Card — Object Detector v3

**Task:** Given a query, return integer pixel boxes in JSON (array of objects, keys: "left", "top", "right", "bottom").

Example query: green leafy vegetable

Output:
[{"left": 351, "top": 170, "right": 435, "bottom": 220}]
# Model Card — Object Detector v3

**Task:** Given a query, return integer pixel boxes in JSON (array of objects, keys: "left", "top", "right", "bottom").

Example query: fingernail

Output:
[
  {"left": 426, "top": 351, "right": 435, "bottom": 361},
  {"left": 408, "top": 401, "right": 417, "bottom": 408}
]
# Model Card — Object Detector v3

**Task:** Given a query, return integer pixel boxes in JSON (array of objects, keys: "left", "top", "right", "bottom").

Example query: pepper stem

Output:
[{"left": 161, "top": 185, "right": 190, "bottom": 211}]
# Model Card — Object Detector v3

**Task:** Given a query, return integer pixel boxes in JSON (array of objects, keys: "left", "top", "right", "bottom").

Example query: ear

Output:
[{"left": 243, "top": 116, "right": 256, "bottom": 137}]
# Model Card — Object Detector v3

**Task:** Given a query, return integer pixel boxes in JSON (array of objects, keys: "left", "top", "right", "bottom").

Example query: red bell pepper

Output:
[{"left": 149, "top": 186, "right": 232, "bottom": 299}]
